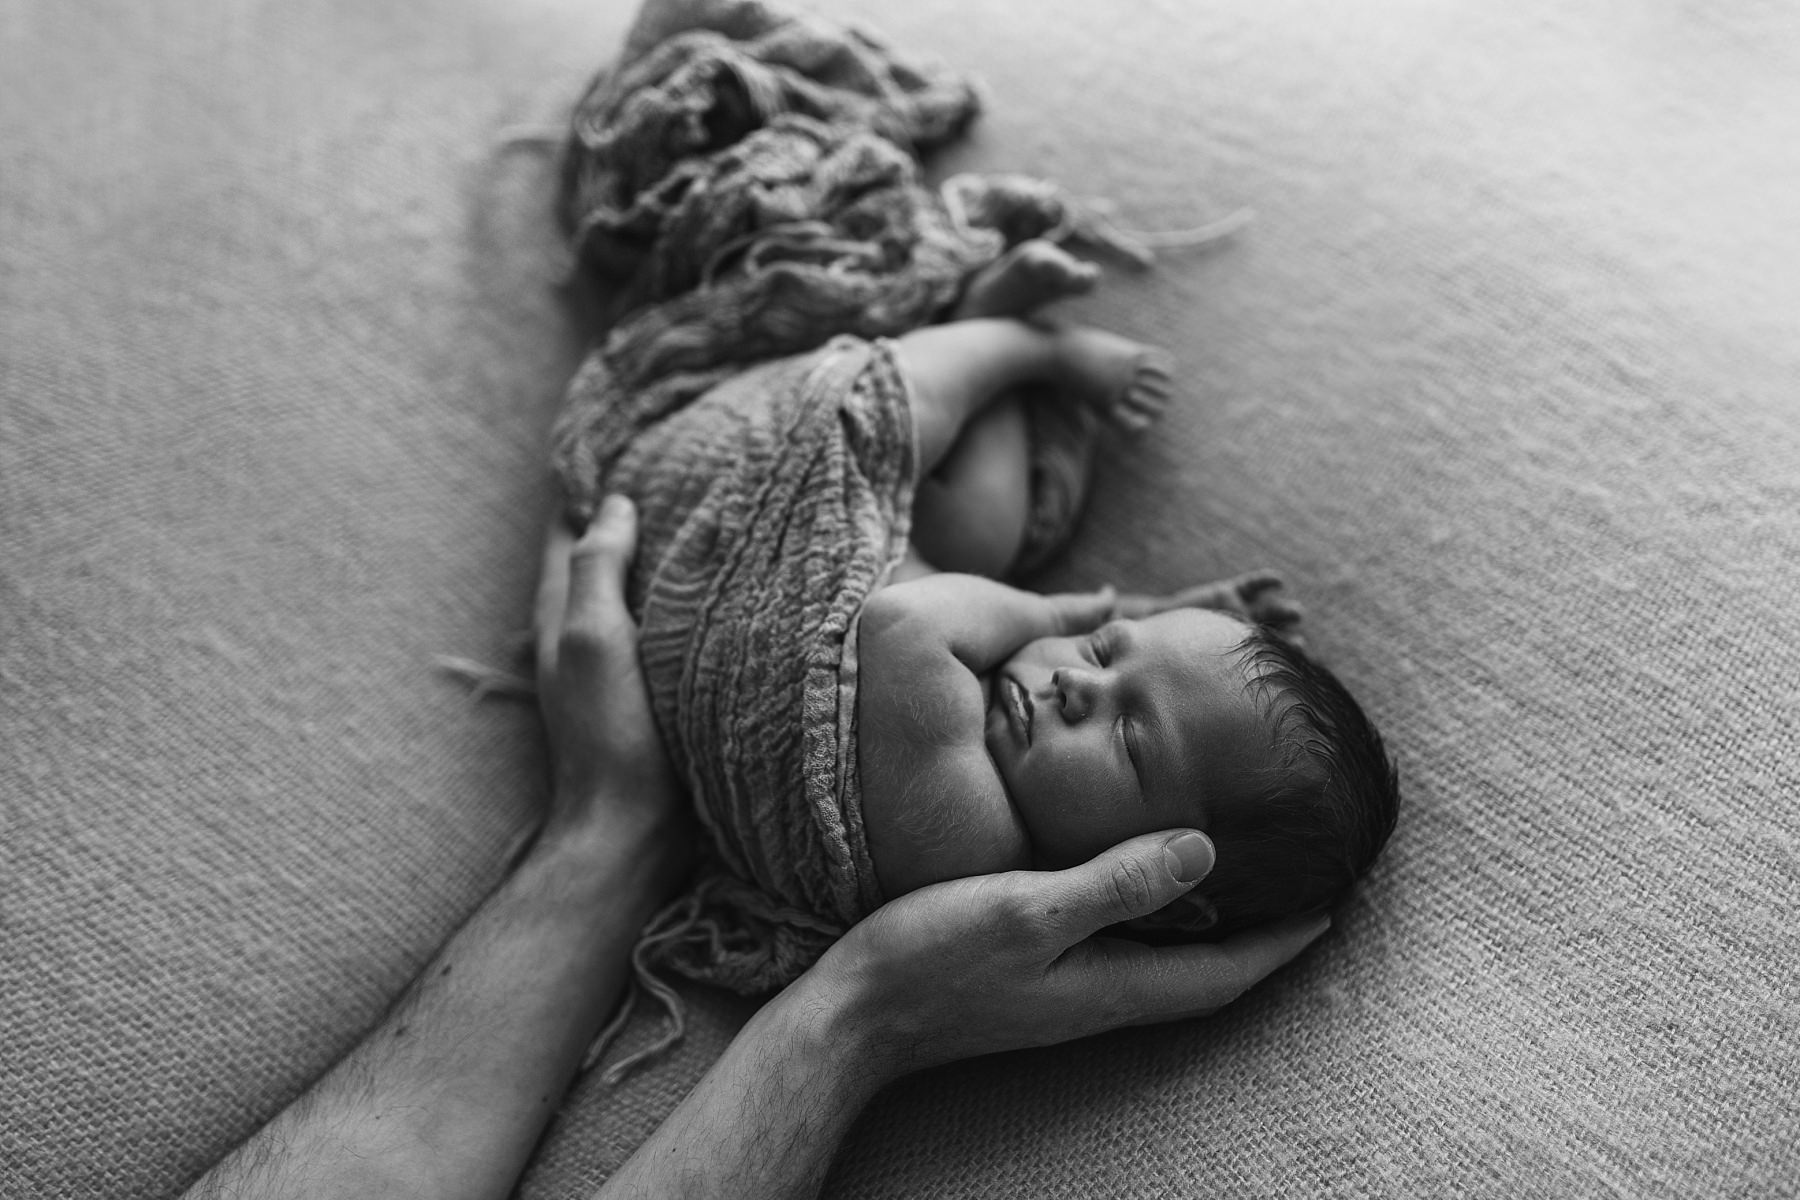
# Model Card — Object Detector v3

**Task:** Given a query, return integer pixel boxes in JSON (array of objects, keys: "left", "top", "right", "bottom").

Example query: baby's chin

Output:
[{"left": 979, "top": 672, "right": 1032, "bottom": 826}]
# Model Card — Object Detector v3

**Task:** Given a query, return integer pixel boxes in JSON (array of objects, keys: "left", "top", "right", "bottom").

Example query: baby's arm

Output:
[
  {"left": 1113, "top": 571, "right": 1305, "bottom": 643},
  {"left": 862, "top": 573, "right": 1114, "bottom": 682}
]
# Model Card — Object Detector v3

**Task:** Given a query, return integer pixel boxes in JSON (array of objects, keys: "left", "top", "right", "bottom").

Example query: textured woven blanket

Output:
[
  {"left": 567, "top": 336, "right": 913, "bottom": 994},
  {"left": 547, "top": 0, "right": 1138, "bottom": 992}
]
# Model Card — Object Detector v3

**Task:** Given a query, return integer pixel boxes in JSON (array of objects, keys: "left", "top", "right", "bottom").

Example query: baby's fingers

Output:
[
  {"left": 1107, "top": 351, "right": 1173, "bottom": 434},
  {"left": 1233, "top": 571, "right": 1285, "bottom": 602},
  {"left": 1112, "top": 384, "right": 1169, "bottom": 433},
  {"left": 1255, "top": 595, "right": 1304, "bottom": 628}
]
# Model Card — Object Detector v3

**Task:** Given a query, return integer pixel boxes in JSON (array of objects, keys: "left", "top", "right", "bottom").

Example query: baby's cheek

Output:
[{"left": 1019, "top": 788, "right": 1118, "bottom": 869}]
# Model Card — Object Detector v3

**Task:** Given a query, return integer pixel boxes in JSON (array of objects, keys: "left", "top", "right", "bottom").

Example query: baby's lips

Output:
[{"left": 999, "top": 675, "right": 1033, "bottom": 746}]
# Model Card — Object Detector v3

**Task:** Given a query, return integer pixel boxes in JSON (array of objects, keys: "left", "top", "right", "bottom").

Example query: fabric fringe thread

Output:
[
  {"left": 432, "top": 654, "right": 535, "bottom": 701},
  {"left": 584, "top": 873, "right": 845, "bottom": 1085}
]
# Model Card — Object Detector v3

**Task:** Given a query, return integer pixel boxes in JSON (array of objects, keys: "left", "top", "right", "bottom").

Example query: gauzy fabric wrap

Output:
[
  {"left": 550, "top": 0, "right": 1131, "bottom": 1002},
  {"left": 564, "top": 337, "right": 913, "bottom": 998}
]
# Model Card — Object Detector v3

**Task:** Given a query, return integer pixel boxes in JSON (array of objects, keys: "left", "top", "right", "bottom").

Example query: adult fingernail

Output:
[
  {"left": 598, "top": 494, "right": 633, "bottom": 520},
  {"left": 1163, "top": 832, "right": 1214, "bottom": 884}
]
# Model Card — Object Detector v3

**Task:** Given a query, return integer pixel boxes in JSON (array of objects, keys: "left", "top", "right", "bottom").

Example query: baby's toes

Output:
[
  {"left": 1136, "top": 349, "right": 1174, "bottom": 392},
  {"left": 1113, "top": 391, "right": 1163, "bottom": 432},
  {"left": 1113, "top": 356, "right": 1174, "bottom": 431}
]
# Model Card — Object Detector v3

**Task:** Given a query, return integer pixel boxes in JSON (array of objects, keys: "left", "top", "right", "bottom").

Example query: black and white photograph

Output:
[{"left": 3, "top": 1, "right": 1796, "bottom": 1195}]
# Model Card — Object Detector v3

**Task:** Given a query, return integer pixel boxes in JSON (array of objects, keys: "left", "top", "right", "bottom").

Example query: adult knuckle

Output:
[
  {"left": 1108, "top": 857, "right": 1157, "bottom": 914},
  {"left": 1094, "top": 991, "right": 1137, "bottom": 1030},
  {"left": 985, "top": 884, "right": 1049, "bottom": 944}
]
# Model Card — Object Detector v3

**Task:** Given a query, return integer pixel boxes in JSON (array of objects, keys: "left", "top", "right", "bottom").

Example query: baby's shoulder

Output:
[{"left": 856, "top": 604, "right": 985, "bottom": 746}]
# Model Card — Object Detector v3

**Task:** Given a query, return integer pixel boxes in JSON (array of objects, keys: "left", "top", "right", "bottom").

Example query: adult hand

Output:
[
  {"left": 534, "top": 495, "right": 690, "bottom": 860},
  {"left": 598, "top": 830, "right": 1328, "bottom": 1199},
  {"left": 814, "top": 829, "right": 1330, "bottom": 1077}
]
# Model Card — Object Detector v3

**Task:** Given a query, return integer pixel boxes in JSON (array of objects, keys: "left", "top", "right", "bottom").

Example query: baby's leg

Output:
[
  {"left": 910, "top": 397, "right": 1032, "bottom": 577},
  {"left": 893, "top": 318, "right": 1171, "bottom": 475},
  {"left": 893, "top": 318, "right": 1171, "bottom": 576}
]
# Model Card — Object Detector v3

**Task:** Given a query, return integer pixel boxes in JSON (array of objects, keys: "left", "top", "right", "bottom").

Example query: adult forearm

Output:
[
  {"left": 184, "top": 820, "right": 679, "bottom": 1200},
  {"left": 597, "top": 976, "right": 893, "bottom": 1200}
]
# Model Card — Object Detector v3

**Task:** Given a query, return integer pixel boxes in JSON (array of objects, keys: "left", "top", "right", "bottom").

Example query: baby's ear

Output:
[{"left": 1121, "top": 891, "right": 1219, "bottom": 938}]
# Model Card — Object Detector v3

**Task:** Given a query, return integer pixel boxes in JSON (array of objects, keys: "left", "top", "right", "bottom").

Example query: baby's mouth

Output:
[{"left": 1005, "top": 676, "right": 1034, "bottom": 745}]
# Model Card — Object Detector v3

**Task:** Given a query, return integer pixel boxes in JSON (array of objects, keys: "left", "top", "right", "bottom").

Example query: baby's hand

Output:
[{"left": 1114, "top": 571, "right": 1305, "bottom": 645}]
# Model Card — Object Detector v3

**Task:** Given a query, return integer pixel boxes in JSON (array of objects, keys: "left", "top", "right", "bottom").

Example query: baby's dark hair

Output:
[{"left": 1148, "top": 625, "right": 1400, "bottom": 941}]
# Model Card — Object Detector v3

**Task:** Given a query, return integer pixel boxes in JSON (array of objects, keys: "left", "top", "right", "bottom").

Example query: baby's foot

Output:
[
  {"left": 1054, "top": 326, "right": 1173, "bottom": 434},
  {"left": 955, "top": 239, "right": 1100, "bottom": 319}
]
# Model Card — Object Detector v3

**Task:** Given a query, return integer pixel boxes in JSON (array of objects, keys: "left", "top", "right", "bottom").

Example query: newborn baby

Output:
[{"left": 856, "top": 250, "right": 1398, "bottom": 941}]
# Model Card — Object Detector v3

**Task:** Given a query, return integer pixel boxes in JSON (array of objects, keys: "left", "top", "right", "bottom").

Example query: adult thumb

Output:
[
  {"left": 1058, "top": 830, "right": 1215, "bottom": 936},
  {"left": 566, "top": 495, "right": 637, "bottom": 621}
]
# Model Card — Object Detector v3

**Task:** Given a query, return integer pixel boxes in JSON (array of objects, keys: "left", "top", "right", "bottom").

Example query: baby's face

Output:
[{"left": 984, "top": 608, "right": 1278, "bottom": 868}]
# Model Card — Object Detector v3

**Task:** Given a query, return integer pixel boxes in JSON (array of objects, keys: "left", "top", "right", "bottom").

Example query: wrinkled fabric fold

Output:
[{"left": 571, "top": 337, "right": 912, "bottom": 994}]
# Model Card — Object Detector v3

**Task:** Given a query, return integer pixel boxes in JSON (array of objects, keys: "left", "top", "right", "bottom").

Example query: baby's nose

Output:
[{"left": 1052, "top": 667, "right": 1097, "bottom": 722}]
